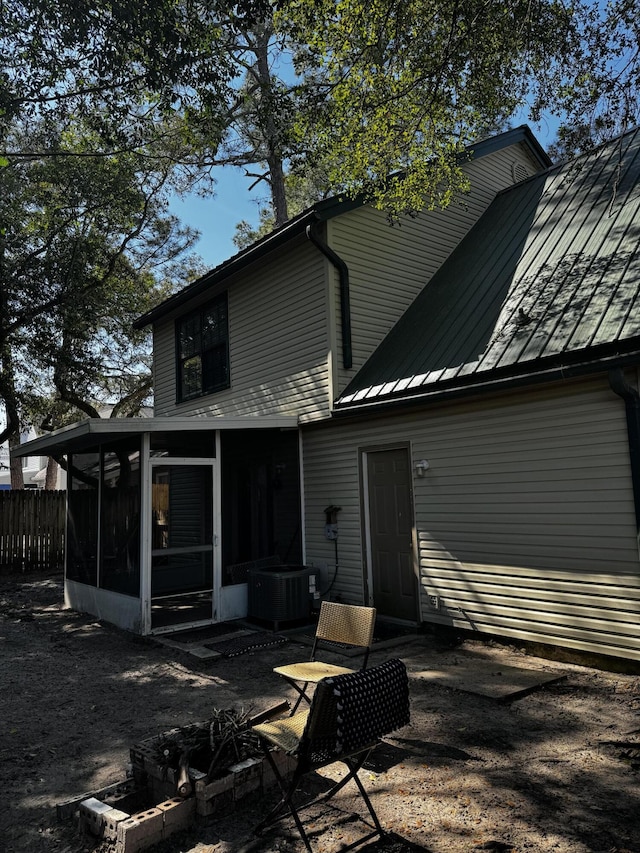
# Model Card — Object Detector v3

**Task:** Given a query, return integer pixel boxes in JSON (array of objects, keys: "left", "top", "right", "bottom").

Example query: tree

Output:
[
  {"left": 0, "top": 1, "right": 270, "bottom": 150},
  {"left": 1, "top": 2, "right": 302, "bottom": 229},
  {"left": 233, "top": 161, "right": 333, "bottom": 248},
  {"left": 274, "top": 0, "right": 640, "bottom": 215},
  {"left": 5, "top": 1, "right": 640, "bottom": 227},
  {"left": 0, "top": 120, "right": 203, "bottom": 484}
]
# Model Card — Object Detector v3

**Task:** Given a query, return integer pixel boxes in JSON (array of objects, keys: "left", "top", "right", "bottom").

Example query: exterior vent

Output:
[
  {"left": 512, "top": 161, "right": 530, "bottom": 184},
  {"left": 248, "top": 565, "right": 316, "bottom": 629}
]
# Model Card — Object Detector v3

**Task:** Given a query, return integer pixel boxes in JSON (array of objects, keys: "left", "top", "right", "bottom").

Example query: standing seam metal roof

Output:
[{"left": 337, "top": 127, "right": 640, "bottom": 409}]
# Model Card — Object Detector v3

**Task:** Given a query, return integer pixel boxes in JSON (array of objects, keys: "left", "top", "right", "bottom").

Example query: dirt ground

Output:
[{"left": 1, "top": 571, "right": 640, "bottom": 853}]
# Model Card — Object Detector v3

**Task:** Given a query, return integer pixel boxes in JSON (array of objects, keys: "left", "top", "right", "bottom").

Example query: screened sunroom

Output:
[{"left": 12, "top": 416, "right": 302, "bottom": 634}]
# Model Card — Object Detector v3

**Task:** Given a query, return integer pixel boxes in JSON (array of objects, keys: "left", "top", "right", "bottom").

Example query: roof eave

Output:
[
  {"left": 469, "top": 124, "right": 552, "bottom": 169},
  {"left": 10, "top": 415, "right": 300, "bottom": 458},
  {"left": 332, "top": 347, "right": 640, "bottom": 417},
  {"left": 133, "top": 210, "right": 323, "bottom": 329}
]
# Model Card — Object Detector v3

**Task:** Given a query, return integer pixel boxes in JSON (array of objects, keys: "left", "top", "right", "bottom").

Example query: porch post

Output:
[
  {"left": 299, "top": 430, "right": 307, "bottom": 565},
  {"left": 140, "top": 432, "right": 152, "bottom": 634},
  {"left": 213, "top": 430, "right": 222, "bottom": 622}
]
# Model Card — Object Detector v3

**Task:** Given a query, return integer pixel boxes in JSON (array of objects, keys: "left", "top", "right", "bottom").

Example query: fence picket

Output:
[{"left": 0, "top": 491, "right": 65, "bottom": 573}]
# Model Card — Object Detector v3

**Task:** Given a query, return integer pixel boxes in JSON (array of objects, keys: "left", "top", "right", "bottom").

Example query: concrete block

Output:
[
  {"left": 115, "top": 807, "right": 163, "bottom": 852},
  {"left": 148, "top": 774, "right": 179, "bottom": 803},
  {"left": 195, "top": 787, "right": 233, "bottom": 817},
  {"left": 57, "top": 778, "right": 137, "bottom": 822},
  {"left": 231, "top": 757, "right": 263, "bottom": 800},
  {"left": 79, "top": 797, "right": 113, "bottom": 836},
  {"left": 157, "top": 797, "right": 196, "bottom": 834},
  {"left": 103, "top": 807, "right": 130, "bottom": 841},
  {"left": 194, "top": 773, "right": 234, "bottom": 799}
]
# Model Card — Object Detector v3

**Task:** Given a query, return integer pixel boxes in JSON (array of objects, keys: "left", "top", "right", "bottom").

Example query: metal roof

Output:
[
  {"left": 135, "top": 126, "right": 550, "bottom": 329},
  {"left": 336, "top": 127, "right": 640, "bottom": 411}
]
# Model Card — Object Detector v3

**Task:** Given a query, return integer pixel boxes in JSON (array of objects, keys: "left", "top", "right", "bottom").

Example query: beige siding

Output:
[
  {"left": 301, "top": 376, "right": 640, "bottom": 661},
  {"left": 152, "top": 322, "right": 177, "bottom": 414},
  {"left": 153, "top": 239, "right": 331, "bottom": 420},
  {"left": 329, "top": 142, "right": 544, "bottom": 395}
]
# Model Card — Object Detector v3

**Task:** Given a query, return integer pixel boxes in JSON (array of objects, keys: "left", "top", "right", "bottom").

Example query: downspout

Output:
[
  {"left": 306, "top": 220, "right": 353, "bottom": 369},
  {"left": 609, "top": 367, "right": 640, "bottom": 536}
]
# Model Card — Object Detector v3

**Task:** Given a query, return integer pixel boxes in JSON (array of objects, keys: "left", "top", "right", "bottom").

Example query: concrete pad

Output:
[{"left": 407, "top": 653, "right": 566, "bottom": 702}]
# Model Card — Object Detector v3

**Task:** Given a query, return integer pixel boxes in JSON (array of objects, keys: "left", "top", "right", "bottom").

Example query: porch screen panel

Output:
[
  {"left": 100, "top": 440, "right": 141, "bottom": 596},
  {"left": 67, "top": 452, "right": 99, "bottom": 586},
  {"left": 151, "top": 465, "right": 213, "bottom": 596},
  {"left": 149, "top": 431, "right": 216, "bottom": 458}
]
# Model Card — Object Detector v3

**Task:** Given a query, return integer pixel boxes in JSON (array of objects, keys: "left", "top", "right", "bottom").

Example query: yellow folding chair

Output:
[
  {"left": 253, "top": 658, "right": 410, "bottom": 852},
  {"left": 274, "top": 601, "right": 376, "bottom": 714}
]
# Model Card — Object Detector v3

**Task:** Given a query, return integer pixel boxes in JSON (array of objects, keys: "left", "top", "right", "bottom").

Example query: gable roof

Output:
[
  {"left": 135, "top": 126, "right": 549, "bottom": 329},
  {"left": 336, "top": 127, "right": 640, "bottom": 412}
]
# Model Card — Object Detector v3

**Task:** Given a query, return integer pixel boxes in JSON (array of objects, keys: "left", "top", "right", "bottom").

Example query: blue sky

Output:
[{"left": 169, "top": 165, "right": 266, "bottom": 271}]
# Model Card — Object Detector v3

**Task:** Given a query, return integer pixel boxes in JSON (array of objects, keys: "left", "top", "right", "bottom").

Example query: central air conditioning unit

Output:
[{"left": 248, "top": 565, "right": 316, "bottom": 630}]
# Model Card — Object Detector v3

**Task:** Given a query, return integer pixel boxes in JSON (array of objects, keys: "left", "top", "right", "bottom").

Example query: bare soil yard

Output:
[{"left": 1, "top": 571, "right": 639, "bottom": 853}]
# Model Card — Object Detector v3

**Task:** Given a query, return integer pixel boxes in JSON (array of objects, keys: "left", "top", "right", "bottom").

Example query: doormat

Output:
[
  {"left": 168, "top": 623, "right": 245, "bottom": 644},
  {"left": 204, "top": 631, "right": 288, "bottom": 658}
]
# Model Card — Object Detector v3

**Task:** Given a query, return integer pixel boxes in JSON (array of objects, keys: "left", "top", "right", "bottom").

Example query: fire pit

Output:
[
  {"left": 63, "top": 703, "right": 294, "bottom": 852},
  {"left": 131, "top": 703, "right": 294, "bottom": 816}
]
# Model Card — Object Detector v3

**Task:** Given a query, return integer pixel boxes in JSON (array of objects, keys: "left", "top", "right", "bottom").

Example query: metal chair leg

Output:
[
  {"left": 255, "top": 744, "right": 384, "bottom": 852},
  {"left": 321, "top": 752, "right": 385, "bottom": 837},
  {"left": 288, "top": 680, "right": 311, "bottom": 714},
  {"left": 254, "top": 745, "right": 313, "bottom": 851}
]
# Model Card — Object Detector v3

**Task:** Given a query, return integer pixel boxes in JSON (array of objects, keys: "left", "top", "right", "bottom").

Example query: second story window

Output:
[{"left": 177, "top": 293, "right": 229, "bottom": 402}]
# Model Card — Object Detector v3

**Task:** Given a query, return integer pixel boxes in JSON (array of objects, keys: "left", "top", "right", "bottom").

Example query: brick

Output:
[
  {"left": 116, "top": 807, "right": 164, "bottom": 853},
  {"left": 156, "top": 797, "right": 196, "bottom": 834}
]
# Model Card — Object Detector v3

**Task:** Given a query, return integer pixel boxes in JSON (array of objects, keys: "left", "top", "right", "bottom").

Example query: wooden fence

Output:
[{"left": 0, "top": 490, "right": 65, "bottom": 573}]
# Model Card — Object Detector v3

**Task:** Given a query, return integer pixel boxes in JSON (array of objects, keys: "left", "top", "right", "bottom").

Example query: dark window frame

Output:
[{"left": 176, "top": 292, "right": 230, "bottom": 402}]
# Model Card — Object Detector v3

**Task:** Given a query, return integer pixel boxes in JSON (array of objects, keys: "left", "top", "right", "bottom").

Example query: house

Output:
[
  {"left": 14, "top": 125, "right": 640, "bottom": 665},
  {"left": 0, "top": 418, "right": 65, "bottom": 489}
]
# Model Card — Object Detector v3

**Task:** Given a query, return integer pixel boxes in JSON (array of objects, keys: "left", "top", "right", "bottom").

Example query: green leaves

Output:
[
  {"left": 280, "top": 1, "right": 557, "bottom": 212},
  {"left": 277, "top": 0, "right": 640, "bottom": 212},
  {"left": 0, "top": 117, "right": 201, "bottom": 438}
]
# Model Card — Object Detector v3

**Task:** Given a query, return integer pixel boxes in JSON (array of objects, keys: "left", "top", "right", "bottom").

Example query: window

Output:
[{"left": 176, "top": 293, "right": 229, "bottom": 401}]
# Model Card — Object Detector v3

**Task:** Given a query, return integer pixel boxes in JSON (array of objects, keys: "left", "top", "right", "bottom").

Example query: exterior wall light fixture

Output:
[{"left": 414, "top": 459, "right": 430, "bottom": 477}]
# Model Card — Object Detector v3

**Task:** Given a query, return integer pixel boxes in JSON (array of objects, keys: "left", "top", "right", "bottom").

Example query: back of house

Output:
[{"left": 14, "top": 125, "right": 640, "bottom": 666}]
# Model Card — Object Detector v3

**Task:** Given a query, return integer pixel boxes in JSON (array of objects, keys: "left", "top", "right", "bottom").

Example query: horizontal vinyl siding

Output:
[
  {"left": 301, "top": 376, "right": 640, "bottom": 661},
  {"left": 153, "top": 240, "right": 330, "bottom": 420},
  {"left": 152, "top": 322, "right": 175, "bottom": 414},
  {"left": 329, "top": 143, "right": 543, "bottom": 395}
]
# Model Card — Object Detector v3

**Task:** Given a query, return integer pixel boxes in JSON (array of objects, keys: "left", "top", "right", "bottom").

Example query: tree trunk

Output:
[
  {"left": 254, "top": 25, "right": 289, "bottom": 227},
  {"left": 45, "top": 456, "right": 59, "bottom": 490},
  {"left": 9, "top": 434, "right": 24, "bottom": 489}
]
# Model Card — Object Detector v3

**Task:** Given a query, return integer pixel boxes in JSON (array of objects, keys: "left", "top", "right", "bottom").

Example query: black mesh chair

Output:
[{"left": 253, "top": 658, "right": 410, "bottom": 852}]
